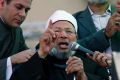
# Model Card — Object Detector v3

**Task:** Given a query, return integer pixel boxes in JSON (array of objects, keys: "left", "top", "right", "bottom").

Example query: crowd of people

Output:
[{"left": 0, "top": 0, "right": 120, "bottom": 80}]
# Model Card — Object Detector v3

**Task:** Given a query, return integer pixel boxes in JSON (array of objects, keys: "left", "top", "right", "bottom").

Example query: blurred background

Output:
[{"left": 22, "top": 0, "right": 87, "bottom": 49}]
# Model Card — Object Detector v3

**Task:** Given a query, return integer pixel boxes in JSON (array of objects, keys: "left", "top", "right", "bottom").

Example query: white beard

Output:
[{"left": 49, "top": 48, "right": 76, "bottom": 59}]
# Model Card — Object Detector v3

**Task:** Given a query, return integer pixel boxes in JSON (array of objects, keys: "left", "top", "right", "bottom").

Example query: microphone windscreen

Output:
[{"left": 69, "top": 42, "right": 94, "bottom": 56}]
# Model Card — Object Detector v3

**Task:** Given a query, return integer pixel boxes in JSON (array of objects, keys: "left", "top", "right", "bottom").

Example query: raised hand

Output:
[
  {"left": 105, "top": 1, "right": 120, "bottom": 38},
  {"left": 38, "top": 20, "right": 58, "bottom": 58}
]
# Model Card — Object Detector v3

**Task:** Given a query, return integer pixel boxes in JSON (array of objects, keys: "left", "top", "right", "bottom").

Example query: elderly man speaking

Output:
[{"left": 10, "top": 10, "right": 87, "bottom": 80}]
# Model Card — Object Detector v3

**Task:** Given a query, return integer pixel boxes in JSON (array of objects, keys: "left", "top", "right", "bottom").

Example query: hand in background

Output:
[
  {"left": 105, "top": 1, "right": 120, "bottom": 38},
  {"left": 11, "top": 49, "right": 34, "bottom": 65},
  {"left": 66, "top": 56, "right": 87, "bottom": 80},
  {"left": 87, "top": 51, "right": 112, "bottom": 67}
]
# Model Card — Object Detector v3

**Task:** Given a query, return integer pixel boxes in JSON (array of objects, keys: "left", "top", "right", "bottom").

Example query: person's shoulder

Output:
[
  {"left": 73, "top": 10, "right": 84, "bottom": 18},
  {"left": 73, "top": 7, "right": 89, "bottom": 19}
]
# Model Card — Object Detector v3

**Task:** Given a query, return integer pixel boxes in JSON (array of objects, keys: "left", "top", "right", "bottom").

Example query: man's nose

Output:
[
  {"left": 59, "top": 31, "right": 68, "bottom": 38},
  {"left": 18, "top": 9, "right": 26, "bottom": 17}
]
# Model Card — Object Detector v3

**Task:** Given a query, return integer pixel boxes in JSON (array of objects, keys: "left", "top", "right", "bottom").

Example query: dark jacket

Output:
[
  {"left": 0, "top": 18, "right": 28, "bottom": 80},
  {"left": 73, "top": 6, "right": 118, "bottom": 80},
  {"left": 73, "top": 6, "right": 120, "bottom": 52},
  {"left": 10, "top": 53, "right": 75, "bottom": 80}
]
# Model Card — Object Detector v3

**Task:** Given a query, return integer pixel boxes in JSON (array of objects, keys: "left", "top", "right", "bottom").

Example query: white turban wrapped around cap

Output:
[{"left": 45, "top": 10, "right": 78, "bottom": 33}]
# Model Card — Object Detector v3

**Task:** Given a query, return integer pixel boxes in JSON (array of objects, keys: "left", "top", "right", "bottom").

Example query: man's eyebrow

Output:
[
  {"left": 65, "top": 28, "right": 74, "bottom": 30},
  {"left": 16, "top": 3, "right": 31, "bottom": 10}
]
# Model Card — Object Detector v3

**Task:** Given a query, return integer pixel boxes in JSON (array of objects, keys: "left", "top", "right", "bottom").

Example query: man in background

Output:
[
  {"left": 0, "top": 0, "right": 34, "bottom": 80},
  {"left": 74, "top": 0, "right": 120, "bottom": 79}
]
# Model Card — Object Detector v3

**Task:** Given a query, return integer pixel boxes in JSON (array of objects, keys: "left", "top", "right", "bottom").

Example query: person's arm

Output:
[
  {"left": 10, "top": 53, "right": 46, "bottom": 80},
  {"left": 73, "top": 11, "right": 110, "bottom": 52},
  {"left": 0, "top": 49, "right": 34, "bottom": 80},
  {"left": 10, "top": 49, "right": 34, "bottom": 65},
  {"left": 0, "top": 58, "right": 13, "bottom": 80},
  {"left": 10, "top": 21, "right": 55, "bottom": 80},
  {"left": 73, "top": 6, "right": 120, "bottom": 52},
  {"left": 0, "top": 58, "right": 7, "bottom": 80},
  {"left": 77, "top": 29, "right": 110, "bottom": 52},
  {"left": 6, "top": 57, "right": 12, "bottom": 80}
]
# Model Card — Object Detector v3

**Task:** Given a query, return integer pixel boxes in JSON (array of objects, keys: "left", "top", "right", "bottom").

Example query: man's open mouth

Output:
[{"left": 58, "top": 42, "right": 69, "bottom": 49}]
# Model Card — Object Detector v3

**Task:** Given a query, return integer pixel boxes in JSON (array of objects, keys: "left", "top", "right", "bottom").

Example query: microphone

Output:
[
  {"left": 69, "top": 42, "right": 94, "bottom": 56},
  {"left": 69, "top": 42, "right": 111, "bottom": 77}
]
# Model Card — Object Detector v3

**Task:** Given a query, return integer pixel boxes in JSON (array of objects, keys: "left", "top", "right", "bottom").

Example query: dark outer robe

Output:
[{"left": 0, "top": 18, "right": 28, "bottom": 80}]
